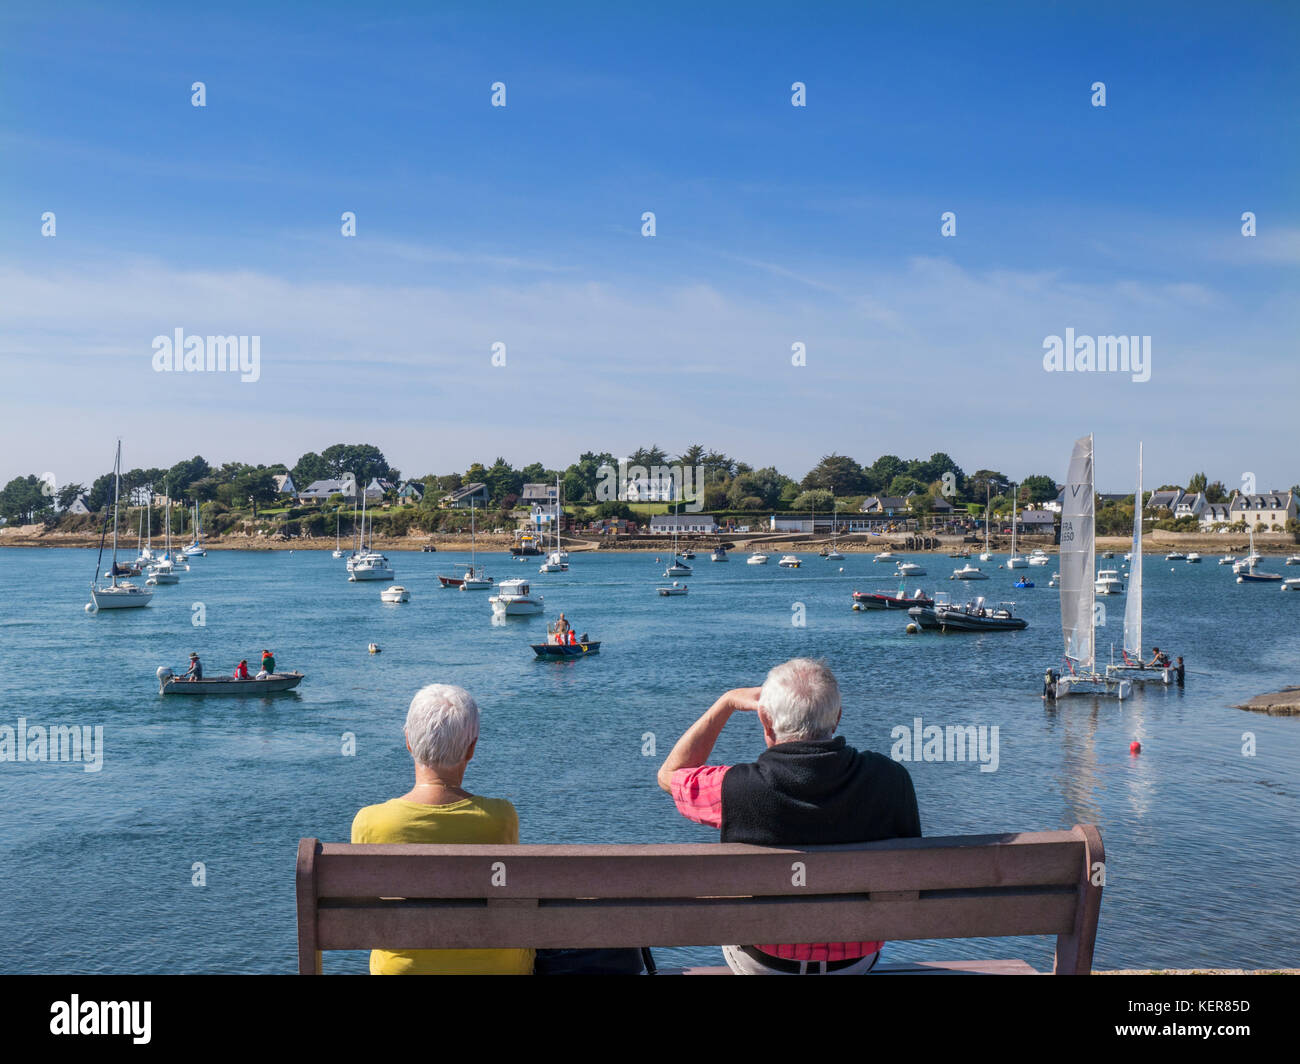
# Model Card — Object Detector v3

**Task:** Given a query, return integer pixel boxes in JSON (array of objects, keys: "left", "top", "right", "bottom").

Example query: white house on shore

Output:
[
  {"left": 298, "top": 478, "right": 357, "bottom": 504},
  {"left": 650, "top": 513, "right": 718, "bottom": 535},
  {"left": 1200, "top": 502, "right": 1233, "bottom": 530}
]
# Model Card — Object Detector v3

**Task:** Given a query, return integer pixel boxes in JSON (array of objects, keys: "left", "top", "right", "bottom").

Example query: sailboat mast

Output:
[
  {"left": 985, "top": 485, "right": 990, "bottom": 554},
  {"left": 111, "top": 440, "right": 121, "bottom": 583}
]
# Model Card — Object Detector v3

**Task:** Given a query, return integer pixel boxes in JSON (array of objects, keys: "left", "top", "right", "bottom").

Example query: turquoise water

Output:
[{"left": 0, "top": 547, "right": 1296, "bottom": 973}]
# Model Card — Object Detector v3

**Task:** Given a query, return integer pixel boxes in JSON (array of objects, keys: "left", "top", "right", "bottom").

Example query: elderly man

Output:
[
  {"left": 657, "top": 657, "right": 921, "bottom": 975},
  {"left": 352, "top": 684, "right": 532, "bottom": 975}
]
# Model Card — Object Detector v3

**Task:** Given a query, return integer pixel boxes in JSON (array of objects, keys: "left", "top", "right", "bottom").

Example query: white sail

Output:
[
  {"left": 1060, "top": 433, "right": 1096, "bottom": 670},
  {"left": 1122, "top": 443, "right": 1143, "bottom": 658}
]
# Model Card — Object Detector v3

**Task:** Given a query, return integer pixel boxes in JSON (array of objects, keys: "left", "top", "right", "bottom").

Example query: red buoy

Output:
[{"left": 1129, "top": 740, "right": 1141, "bottom": 755}]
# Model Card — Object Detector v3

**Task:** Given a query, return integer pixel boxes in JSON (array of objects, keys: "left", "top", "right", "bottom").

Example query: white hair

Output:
[
  {"left": 759, "top": 658, "right": 841, "bottom": 742},
  {"left": 405, "top": 684, "right": 480, "bottom": 769}
]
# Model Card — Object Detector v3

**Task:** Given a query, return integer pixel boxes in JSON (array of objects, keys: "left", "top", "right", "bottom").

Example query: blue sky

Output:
[{"left": 1, "top": 0, "right": 1296, "bottom": 491}]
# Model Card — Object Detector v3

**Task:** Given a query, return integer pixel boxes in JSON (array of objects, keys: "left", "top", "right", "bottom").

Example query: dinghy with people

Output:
[{"left": 157, "top": 666, "right": 304, "bottom": 695}]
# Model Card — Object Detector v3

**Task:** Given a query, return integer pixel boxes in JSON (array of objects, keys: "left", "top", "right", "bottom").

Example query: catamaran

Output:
[
  {"left": 1042, "top": 434, "right": 1131, "bottom": 700},
  {"left": 88, "top": 441, "right": 154, "bottom": 611},
  {"left": 1106, "top": 444, "right": 1170, "bottom": 685}
]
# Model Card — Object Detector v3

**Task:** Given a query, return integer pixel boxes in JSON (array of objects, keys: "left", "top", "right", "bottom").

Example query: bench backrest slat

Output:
[{"left": 295, "top": 826, "right": 1104, "bottom": 975}]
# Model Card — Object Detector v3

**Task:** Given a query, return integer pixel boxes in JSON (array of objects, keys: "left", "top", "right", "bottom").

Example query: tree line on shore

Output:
[{"left": 2, "top": 442, "right": 1291, "bottom": 538}]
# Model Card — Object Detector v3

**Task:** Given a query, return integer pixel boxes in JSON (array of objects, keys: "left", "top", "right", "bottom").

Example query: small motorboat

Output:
[
  {"left": 1218, "top": 554, "right": 1237, "bottom": 565},
  {"left": 1027, "top": 549, "right": 1051, "bottom": 567},
  {"left": 437, "top": 573, "right": 464, "bottom": 588},
  {"left": 778, "top": 555, "right": 801, "bottom": 568},
  {"left": 949, "top": 550, "right": 971, "bottom": 559},
  {"left": 951, "top": 564, "right": 989, "bottom": 581},
  {"left": 1165, "top": 551, "right": 1187, "bottom": 561},
  {"left": 658, "top": 582, "right": 689, "bottom": 596},
  {"left": 853, "top": 588, "right": 933, "bottom": 611},
  {"left": 680, "top": 550, "right": 696, "bottom": 560},
  {"left": 421, "top": 544, "right": 437, "bottom": 552},
  {"left": 895, "top": 562, "right": 925, "bottom": 576},
  {"left": 747, "top": 553, "right": 769, "bottom": 565},
  {"left": 711, "top": 547, "right": 729, "bottom": 562},
  {"left": 872, "top": 551, "right": 896, "bottom": 563},
  {"left": 934, "top": 597, "right": 1028, "bottom": 632},
  {"left": 1100, "top": 550, "right": 1115, "bottom": 559},
  {"left": 823, "top": 547, "right": 844, "bottom": 560},
  {"left": 907, "top": 591, "right": 953, "bottom": 630},
  {"left": 1281, "top": 578, "right": 1300, "bottom": 591},
  {"left": 1095, "top": 569, "right": 1124, "bottom": 595},
  {"left": 1285, "top": 555, "right": 1300, "bottom": 566},
  {"left": 1048, "top": 572, "right": 1060, "bottom": 588},
  {"left": 381, "top": 585, "right": 410, "bottom": 603},
  {"left": 490, "top": 578, "right": 544, "bottom": 615},
  {"left": 532, "top": 639, "right": 601, "bottom": 658},
  {"left": 1185, "top": 552, "right": 1202, "bottom": 563},
  {"left": 157, "top": 667, "right": 304, "bottom": 695}
]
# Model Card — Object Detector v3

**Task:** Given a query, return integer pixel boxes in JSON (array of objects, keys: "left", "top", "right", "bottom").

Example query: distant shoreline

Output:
[{"left": 2, "top": 527, "right": 1293, "bottom": 555}]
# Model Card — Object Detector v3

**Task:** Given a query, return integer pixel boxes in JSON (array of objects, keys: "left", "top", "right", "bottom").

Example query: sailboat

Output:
[
  {"left": 1106, "top": 444, "right": 1168, "bottom": 684},
  {"left": 1233, "top": 527, "right": 1278, "bottom": 581},
  {"left": 979, "top": 485, "right": 993, "bottom": 562},
  {"left": 539, "top": 476, "right": 569, "bottom": 573},
  {"left": 88, "top": 441, "right": 154, "bottom": 611},
  {"left": 1006, "top": 486, "right": 1027, "bottom": 568},
  {"left": 347, "top": 488, "right": 394, "bottom": 581},
  {"left": 664, "top": 498, "right": 692, "bottom": 577},
  {"left": 438, "top": 499, "right": 492, "bottom": 589},
  {"left": 1042, "top": 434, "right": 1130, "bottom": 700},
  {"left": 183, "top": 501, "right": 206, "bottom": 557},
  {"left": 146, "top": 483, "right": 182, "bottom": 585},
  {"left": 333, "top": 510, "right": 344, "bottom": 558},
  {"left": 822, "top": 504, "right": 844, "bottom": 559}
]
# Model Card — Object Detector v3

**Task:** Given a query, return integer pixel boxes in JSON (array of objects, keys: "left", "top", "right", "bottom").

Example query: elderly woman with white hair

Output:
[
  {"left": 351, "top": 683, "right": 532, "bottom": 975},
  {"left": 657, "top": 657, "right": 921, "bottom": 975}
]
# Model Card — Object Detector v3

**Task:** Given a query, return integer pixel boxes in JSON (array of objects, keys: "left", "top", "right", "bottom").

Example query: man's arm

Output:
[{"left": 656, "top": 687, "right": 761, "bottom": 793}]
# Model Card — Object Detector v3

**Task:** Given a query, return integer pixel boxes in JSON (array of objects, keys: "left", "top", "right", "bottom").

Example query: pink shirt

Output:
[{"left": 671, "top": 765, "right": 883, "bottom": 962}]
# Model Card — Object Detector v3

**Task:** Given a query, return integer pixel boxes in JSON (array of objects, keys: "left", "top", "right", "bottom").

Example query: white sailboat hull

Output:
[{"left": 90, "top": 585, "right": 153, "bottom": 609}]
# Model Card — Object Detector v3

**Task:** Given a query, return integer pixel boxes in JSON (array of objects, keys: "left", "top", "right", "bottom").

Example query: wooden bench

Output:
[{"left": 295, "top": 824, "right": 1103, "bottom": 974}]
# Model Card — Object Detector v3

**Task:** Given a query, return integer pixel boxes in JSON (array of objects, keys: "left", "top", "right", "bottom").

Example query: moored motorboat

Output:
[
  {"left": 747, "top": 553, "right": 768, "bottom": 565},
  {"left": 657, "top": 582, "right": 689, "bottom": 596},
  {"left": 490, "top": 578, "right": 544, "bottom": 615},
  {"left": 1094, "top": 569, "right": 1124, "bottom": 595},
  {"left": 853, "top": 588, "right": 933, "bottom": 611},
  {"left": 711, "top": 546, "right": 729, "bottom": 562},
  {"left": 1165, "top": 551, "right": 1187, "bottom": 561},
  {"left": 872, "top": 551, "right": 896, "bottom": 563},
  {"left": 1281, "top": 578, "right": 1300, "bottom": 591},
  {"left": 1185, "top": 552, "right": 1202, "bottom": 563},
  {"left": 951, "top": 564, "right": 989, "bottom": 581},
  {"left": 935, "top": 596, "right": 1028, "bottom": 632},
  {"left": 907, "top": 591, "right": 952, "bottom": 629},
  {"left": 895, "top": 561, "right": 925, "bottom": 576},
  {"left": 381, "top": 585, "right": 410, "bottom": 603},
  {"left": 778, "top": 555, "right": 801, "bottom": 568}
]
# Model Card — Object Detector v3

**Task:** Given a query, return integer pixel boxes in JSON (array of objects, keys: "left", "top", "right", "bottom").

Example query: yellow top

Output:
[{"left": 350, "top": 795, "right": 534, "bottom": 975}]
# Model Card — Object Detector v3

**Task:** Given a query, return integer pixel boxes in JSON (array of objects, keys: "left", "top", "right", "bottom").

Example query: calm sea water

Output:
[{"left": 0, "top": 546, "right": 1296, "bottom": 973}]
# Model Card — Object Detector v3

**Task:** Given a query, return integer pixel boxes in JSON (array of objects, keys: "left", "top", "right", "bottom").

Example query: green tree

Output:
[
  {"left": 888, "top": 475, "right": 926, "bottom": 497},
  {"left": 320, "top": 444, "right": 393, "bottom": 485},
  {"left": 1187, "top": 472, "right": 1208, "bottom": 496},
  {"left": 167, "top": 456, "right": 213, "bottom": 502},
  {"left": 968, "top": 469, "right": 1009, "bottom": 500},
  {"left": 801, "top": 453, "right": 868, "bottom": 496},
  {"left": 1022, "top": 475, "right": 1057, "bottom": 504},
  {"left": 792, "top": 488, "right": 835, "bottom": 512},
  {"left": 57, "top": 483, "right": 88, "bottom": 511},
  {"left": 292, "top": 451, "right": 332, "bottom": 487}
]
